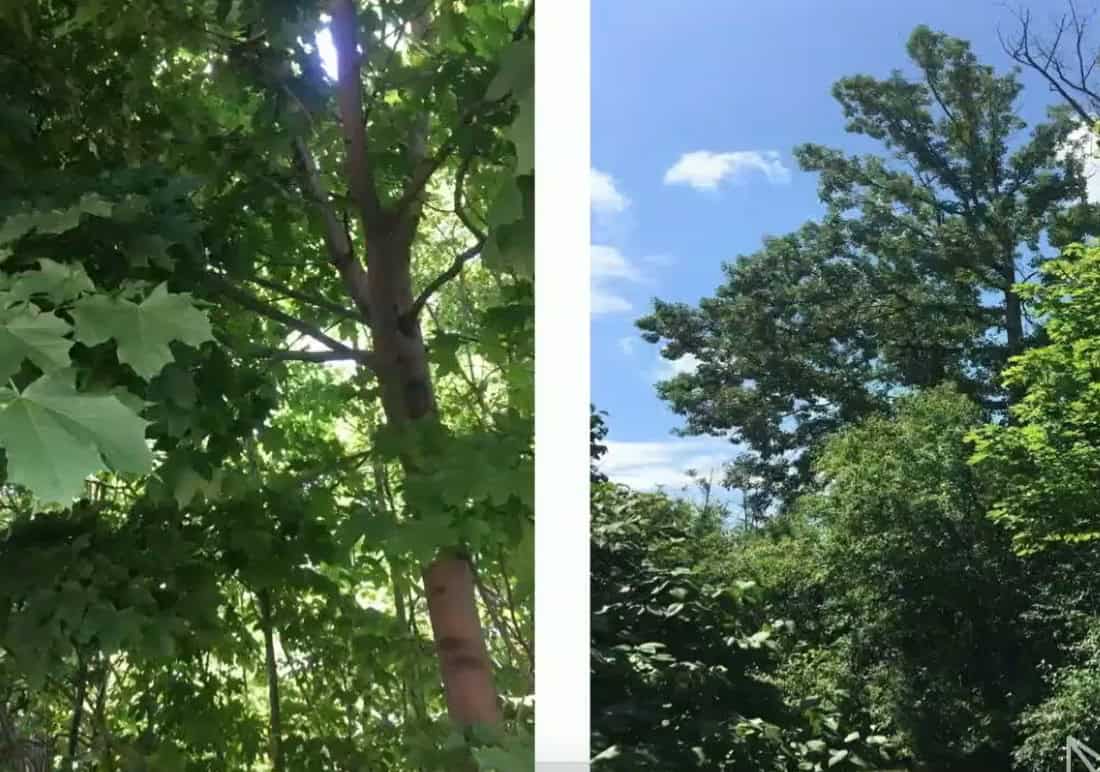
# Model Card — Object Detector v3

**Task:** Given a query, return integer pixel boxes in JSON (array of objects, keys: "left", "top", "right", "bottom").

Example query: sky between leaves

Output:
[{"left": 590, "top": 0, "right": 1098, "bottom": 499}]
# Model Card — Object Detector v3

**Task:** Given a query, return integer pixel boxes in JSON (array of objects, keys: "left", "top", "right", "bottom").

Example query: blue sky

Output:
[{"left": 589, "top": 0, "right": 1076, "bottom": 495}]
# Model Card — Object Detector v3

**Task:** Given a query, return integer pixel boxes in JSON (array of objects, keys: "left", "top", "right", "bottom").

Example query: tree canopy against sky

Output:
[
  {"left": 0, "top": 1, "right": 533, "bottom": 769},
  {"left": 636, "top": 26, "right": 1088, "bottom": 511},
  {"left": 589, "top": 0, "right": 1100, "bottom": 501}
]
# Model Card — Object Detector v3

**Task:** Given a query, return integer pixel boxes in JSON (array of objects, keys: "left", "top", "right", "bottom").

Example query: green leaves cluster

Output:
[
  {"left": 0, "top": 257, "right": 212, "bottom": 503},
  {"left": 481, "top": 38, "right": 535, "bottom": 278},
  {"left": 971, "top": 243, "right": 1100, "bottom": 552}
]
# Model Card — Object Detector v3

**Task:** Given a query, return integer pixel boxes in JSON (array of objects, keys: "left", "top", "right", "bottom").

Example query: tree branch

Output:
[
  {"left": 247, "top": 348, "right": 375, "bottom": 365},
  {"left": 245, "top": 272, "right": 363, "bottom": 323},
  {"left": 292, "top": 136, "right": 373, "bottom": 323},
  {"left": 390, "top": 2, "right": 533, "bottom": 222},
  {"left": 454, "top": 152, "right": 487, "bottom": 241},
  {"left": 331, "top": 0, "right": 384, "bottom": 228},
  {"left": 1001, "top": 7, "right": 1095, "bottom": 123},
  {"left": 404, "top": 242, "right": 483, "bottom": 324},
  {"left": 202, "top": 272, "right": 370, "bottom": 363}
]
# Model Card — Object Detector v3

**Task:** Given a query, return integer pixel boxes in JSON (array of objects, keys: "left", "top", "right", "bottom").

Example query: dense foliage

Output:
[
  {"left": 0, "top": 1, "right": 532, "bottom": 770},
  {"left": 594, "top": 18, "right": 1100, "bottom": 772}
]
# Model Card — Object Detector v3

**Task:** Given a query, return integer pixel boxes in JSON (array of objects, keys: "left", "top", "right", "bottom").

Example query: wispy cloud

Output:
[
  {"left": 592, "top": 244, "right": 643, "bottom": 282},
  {"left": 601, "top": 436, "right": 732, "bottom": 491},
  {"left": 592, "top": 289, "right": 633, "bottom": 315},
  {"left": 664, "top": 150, "right": 791, "bottom": 191},
  {"left": 619, "top": 336, "right": 637, "bottom": 356},
  {"left": 592, "top": 244, "right": 645, "bottom": 316},
  {"left": 591, "top": 168, "right": 631, "bottom": 213}
]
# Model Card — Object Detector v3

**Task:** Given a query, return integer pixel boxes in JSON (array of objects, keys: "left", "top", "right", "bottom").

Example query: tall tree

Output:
[
  {"left": 638, "top": 27, "right": 1084, "bottom": 511},
  {"left": 0, "top": 0, "right": 533, "bottom": 767}
]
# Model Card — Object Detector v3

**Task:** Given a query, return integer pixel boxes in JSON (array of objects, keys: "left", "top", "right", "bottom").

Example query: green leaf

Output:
[
  {"left": 78, "top": 192, "right": 114, "bottom": 218},
  {"left": 512, "top": 518, "right": 534, "bottom": 600},
  {"left": 0, "top": 212, "right": 36, "bottom": 245},
  {"left": 13, "top": 258, "right": 95, "bottom": 303},
  {"left": 0, "top": 371, "right": 153, "bottom": 503},
  {"left": 72, "top": 282, "right": 214, "bottom": 379},
  {"left": 0, "top": 304, "right": 73, "bottom": 383},
  {"left": 473, "top": 744, "right": 534, "bottom": 772},
  {"left": 486, "top": 179, "right": 524, "bottom": 229},
  {"left": 428, "top": 332, "right": 466, "bottom": 377},
  {"left": 34, "top": 206, "right": 82, "bottom": 235},
  {"left": 484, "top": 39, "right": 534, "bottom": 102},
  {"left": 507, "top": 91, "right": 534, "bottom": 176},
  {"left": 482, "top": 217, "right": 533, "bottom": 278}
]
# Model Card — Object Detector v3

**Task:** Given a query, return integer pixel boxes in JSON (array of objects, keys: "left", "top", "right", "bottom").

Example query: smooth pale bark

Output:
[
  {"left": 423, "top": 556, "right": 501, "bottom": 723},
  {"left": 324, "top": 0, "right": 501, "bottom": 729}
]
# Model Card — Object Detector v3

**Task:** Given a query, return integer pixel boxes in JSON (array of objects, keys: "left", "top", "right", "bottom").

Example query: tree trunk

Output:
[
  {"left": 318, "top": 0, "right": 501, "bottom": 731},
  {"left": 1004, "top": 286, "right": 1023, "bottom": 356},
  {"left": 366, "top": 232, "right": 501, "bottom": 728},
  {"left": 258, "top": 590, "right": 285, "bottom": 772},
  {"left": 66, "top": 653, "right": 87, "bottom": 767},
  {"left": 1003, "top": 253, "right": 1024, "bottom": 409}
]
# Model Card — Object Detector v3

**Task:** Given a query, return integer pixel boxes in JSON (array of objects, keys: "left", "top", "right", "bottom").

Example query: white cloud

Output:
[
  {"left": 592, "top": 244, "right": 643, "bottom": 282},
  {"left": 601, "top": 437, "right": 731, "bottom": 491},
  {"left": 664, "top": 150, "right": 791, "bottom": 191},
  {"left": 652, "top": 351, "right": 700, "bottom": 382},
  {"left": 592, "top": 244, "right": 645, "bottom": 316},
  {"left": 591, "top": 168, "right": 630, "bottom": 213},
  {"left": 618, "top": 337, "right": 637, "bottom": 356},
  {"left": 592, "top": 289, "right": 633, "bottom": 315}
]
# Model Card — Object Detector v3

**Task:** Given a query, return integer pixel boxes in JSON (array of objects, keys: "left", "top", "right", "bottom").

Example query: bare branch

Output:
[
  {"left": 394, "top": 144, "right": 457, "bottom": 217},
  {"left": 292, "top": 137, "right": 355, "bottom": 265},
  {"left": 1001, "top": 4, "right": 1096, "bottom": 123}
]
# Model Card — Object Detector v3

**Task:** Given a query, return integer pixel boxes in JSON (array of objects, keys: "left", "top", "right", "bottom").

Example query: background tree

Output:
[
  {"left": 638, "top": 26, "right": 1086, "bottom": 512},
  {"left": 590, "top": 418, "right": 900, "bottom": 772}
]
